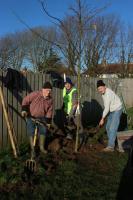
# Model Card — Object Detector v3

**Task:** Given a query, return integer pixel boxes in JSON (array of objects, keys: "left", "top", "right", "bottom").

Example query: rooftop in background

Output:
[{"left": 83, "top": 63, "right": 133, "bottom": 78}]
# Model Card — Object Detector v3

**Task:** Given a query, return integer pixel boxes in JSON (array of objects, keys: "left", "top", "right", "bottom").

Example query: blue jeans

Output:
[
  {"left": 106, "top": 109, "right": 122, "bottom": 148},
  {"left": 27, "top": 117, "right": 47, "bottom": 136}
]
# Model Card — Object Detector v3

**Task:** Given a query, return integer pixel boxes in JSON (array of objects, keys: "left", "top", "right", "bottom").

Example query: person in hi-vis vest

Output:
[{"left": 63, "top": 77, "right": 78, "bottom": 139}]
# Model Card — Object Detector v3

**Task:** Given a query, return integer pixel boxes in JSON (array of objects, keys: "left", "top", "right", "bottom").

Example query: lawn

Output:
[
  {"left": 0, "top": 107, "right": 133, "bottom": 200},
  {"left": 0, "top": 142, "right": 130, "bottom": 200}
]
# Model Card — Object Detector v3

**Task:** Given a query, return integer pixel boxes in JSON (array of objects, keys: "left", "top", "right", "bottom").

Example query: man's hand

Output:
[
  {"left": 66, "top": 114, "right": 69, "bottom": 120},
  {"left": 45, "top": 118, "right": 52, "bottom": 129},
  {"left": 67, "top": 114, "right": 74, "bottom": 124},
  {"left": 46, "top": 124, "right": 51, "bottom": 129},
  {"left": 21, "top": 111, "right": 28, "bottom": 118},
  {"left": 99, "top": 118, "right": 104, "bottom": 127}
]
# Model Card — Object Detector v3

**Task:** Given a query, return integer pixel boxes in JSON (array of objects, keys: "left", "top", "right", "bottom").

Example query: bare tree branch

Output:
[{"left": 12, "top": 10, "right": 63, "bottom": 49}]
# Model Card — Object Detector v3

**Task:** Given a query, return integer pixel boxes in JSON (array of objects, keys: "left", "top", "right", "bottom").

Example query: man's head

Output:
[
  {"left": 97, "top": 80, "right": 106, "bottom": 94},
  {"left": 64, "top": 77, "right": 73, "bottom": 90},
  {"left": 42, "top": 81, "right": 52, "bottom": 97}
]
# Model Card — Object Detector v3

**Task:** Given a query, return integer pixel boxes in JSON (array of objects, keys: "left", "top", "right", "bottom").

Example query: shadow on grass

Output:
[{"left": 116, "top": 144, "right": 133, "bottom": 200}]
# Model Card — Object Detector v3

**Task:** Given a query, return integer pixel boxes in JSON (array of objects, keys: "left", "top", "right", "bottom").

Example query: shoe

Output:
[
  {"left": 39, "top": 135, "right": 47, "bottom": 154},
  {"left": 102, "top": 146, "right": 114, "bottom": 152},
  {"left": 40, "top": 148, "right": 48, "bottom": 154},
  {"left": 117, "top": 148, "right": 125, "bottom": 153}
]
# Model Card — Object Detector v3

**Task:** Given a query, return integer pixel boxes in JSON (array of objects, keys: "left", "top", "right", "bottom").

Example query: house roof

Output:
[{"left": 83, "top": 63, "right": 133, "bottom": 75}]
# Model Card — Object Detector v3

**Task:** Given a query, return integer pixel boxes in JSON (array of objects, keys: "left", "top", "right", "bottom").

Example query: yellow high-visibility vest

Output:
[{"left": 63, "top": 87, "right": 77, "bottom": 114}]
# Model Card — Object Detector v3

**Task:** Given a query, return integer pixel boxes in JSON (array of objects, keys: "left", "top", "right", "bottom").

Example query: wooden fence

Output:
[{"left": 0, "top": 69, "right": 133, "bottom": 149}]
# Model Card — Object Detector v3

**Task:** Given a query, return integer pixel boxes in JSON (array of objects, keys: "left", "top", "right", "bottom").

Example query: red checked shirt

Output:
[{"left": 22, "top": 90, "right": 53, "bottom": 118}]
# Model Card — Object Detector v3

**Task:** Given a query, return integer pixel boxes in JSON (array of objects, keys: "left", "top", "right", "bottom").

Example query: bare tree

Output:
[
  {"left": 22, "top": 26, "right": 57, "bottom": 71},
  {"left": 115, "top": 25, "right": 133, "bottom": 77},
  {"left": 0, "top": 34, "right": 24, "bottom": 69},
  {"left": 84, "top": 14, "right": 120, "bottom": 70},
  {"left": 40, "top": 0, "right": 110, "bottom": 151},
  {"left": 40, "top": 0, "right": 108, "bottom": 74}
]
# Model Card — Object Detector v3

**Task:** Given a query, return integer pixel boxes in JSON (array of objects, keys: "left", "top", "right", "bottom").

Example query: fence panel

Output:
[{"left": 1, "top": 69, "right": 133, "bottom": 149}]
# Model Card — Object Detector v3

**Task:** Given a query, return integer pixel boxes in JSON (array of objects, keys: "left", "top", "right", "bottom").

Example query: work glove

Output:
[
  {"left": 69, "top": 107, "right": 76, "bottom": 119},
  {"left": 21, "top": 111, "right": 28, "bottom": 118},
  {"left": 45, "top": 118, "right": 52, "bottom": 129},
  {"left": 66, "top": 114, "right": 74, "bottom": 124},
  {"left": 46, "top": 124, "right": 51, "bottom": 129}
]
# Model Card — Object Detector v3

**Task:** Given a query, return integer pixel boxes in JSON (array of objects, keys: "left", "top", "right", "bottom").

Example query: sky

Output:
[{"left": 0, "top": 0, "right": 133, "bottom": 37}]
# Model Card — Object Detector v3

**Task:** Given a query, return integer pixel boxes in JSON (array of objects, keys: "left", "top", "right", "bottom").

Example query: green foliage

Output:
[{"left": 37, "top": 50, "right": 62, "bottom": 72}]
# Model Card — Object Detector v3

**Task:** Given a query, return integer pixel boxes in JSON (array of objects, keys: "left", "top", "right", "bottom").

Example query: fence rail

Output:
[{"left": 0, "top": 69, "right": 133, "bottom": 149}]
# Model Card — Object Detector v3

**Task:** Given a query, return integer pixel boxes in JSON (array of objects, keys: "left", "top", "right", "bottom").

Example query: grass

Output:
[
  {"left": 0, "top": 143, "right": 128, "bottom": 200},
  {"left": 1, "top": 107, "right": 133, "bottom": 199}
]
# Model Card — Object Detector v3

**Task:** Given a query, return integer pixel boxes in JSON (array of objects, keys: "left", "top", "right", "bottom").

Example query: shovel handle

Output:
[
  {"left": 0, "top": 86, "right": 17, "bottom": 158},
  {"left": 33, "top": 126, "right": 38, "bottom": 147}
]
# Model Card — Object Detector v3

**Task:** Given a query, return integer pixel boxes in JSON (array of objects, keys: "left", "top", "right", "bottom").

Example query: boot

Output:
[
  {"left": 39, "top": 135, "right": 47, "bottom": 154},
  {"left": 29, "top": 136, "right": 35, "bottom": 158}
]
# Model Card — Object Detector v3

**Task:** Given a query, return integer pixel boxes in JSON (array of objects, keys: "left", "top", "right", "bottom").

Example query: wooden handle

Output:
[
  {"left": 33, "top": 126, "right": 38, "bottom": 147},
  {"left": 0, "top": 86, "right": 17, "bottom": 158}
]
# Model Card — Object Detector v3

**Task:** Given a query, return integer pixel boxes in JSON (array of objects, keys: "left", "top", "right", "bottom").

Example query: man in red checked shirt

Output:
[{"left": 21, "top": 81, "right": 53, "bottom": 157}]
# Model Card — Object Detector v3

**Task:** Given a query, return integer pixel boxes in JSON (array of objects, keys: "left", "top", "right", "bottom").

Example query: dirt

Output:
[
  {"left": 0, "top": 136, "right": 129, "bottom": 200},
  {"left": 1, "top": 124, "right": 122, "bottom": 199}
]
